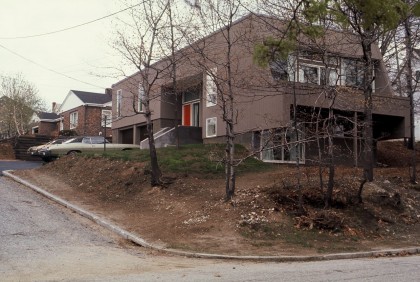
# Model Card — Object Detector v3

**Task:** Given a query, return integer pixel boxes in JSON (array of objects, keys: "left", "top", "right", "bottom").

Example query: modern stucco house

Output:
[{"left": 110, "top": 14, "right": 410, "bottom": 165}]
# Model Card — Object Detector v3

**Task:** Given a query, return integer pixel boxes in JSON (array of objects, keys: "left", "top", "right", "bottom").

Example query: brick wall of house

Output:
[
  {"left": 38, "top": 121, "right": 59, "bottom": 137},
  {"left": 61, "top": 105, "right": 112, "bottom": 137}
]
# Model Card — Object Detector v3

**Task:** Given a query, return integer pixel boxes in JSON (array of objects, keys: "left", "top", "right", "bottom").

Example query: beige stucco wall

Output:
[{"left": 110, "top": 14, "right": 410, "bottom": 144}]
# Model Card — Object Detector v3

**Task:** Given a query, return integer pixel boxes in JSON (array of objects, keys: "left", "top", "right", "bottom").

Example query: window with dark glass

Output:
[{"left": 269, "top": 59, "right": 288, "bottom": 81}]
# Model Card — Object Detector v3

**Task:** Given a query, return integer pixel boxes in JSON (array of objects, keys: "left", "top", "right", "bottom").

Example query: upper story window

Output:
[
  {"left": 270, "top": 59, "right": 289, "bottom": 81},
  {"left": 182, "top": 89, "right": 200, "bottom": 103},
  {"left": 69, "top": 111, "right": 78, "bottom": 129},
  {"left": 416, "top": 70, "right": 420, "bottom": 82},
  {"left": 270, "top": 54, "right": 296, "bottom": 82},
  {"left": 269, "top": 52, "right": 376, "bottom": 92},
  {"left": 206, "top": 68, "right": 217, "bottom": 107},
  {"left": 138, "top": 85, "right": 145, "bottom": 112},
  {"left": 299, "top": 64, "right": 320, "bottom": 84},
  {"left": 101, "top": 110, "right": 112, "bottom": 127},
  {"left": 342, "top": 59, "right": 364, "bottom": 87},
  {"left": 298, "top": 63, "right": 339, "bottom": 86},
  {"left": 116, "top": 89, "right": 122, "bottom": 117}
]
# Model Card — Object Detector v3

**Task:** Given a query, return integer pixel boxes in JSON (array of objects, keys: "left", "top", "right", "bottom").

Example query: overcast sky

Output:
[{"left": 0, "top": 0, "right": 126, "bottom": 111}]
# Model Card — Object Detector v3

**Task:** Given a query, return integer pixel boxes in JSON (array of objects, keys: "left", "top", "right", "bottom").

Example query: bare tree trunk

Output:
[
  {"left": 12, "top": 106, "right": 21, "bottom": 136},
  {"left": 325, "top": 109, "right": 335, "bottom": 209},
  {"left": 292, "top": 70, "right": 304, "bottom": 214},
  {"left": 404, "top": 17, "right": 417, "bottom": 183},
  {"left": 225, "top": 129, "right": 235, "bottom": 200},
  {"left": 316, "top": 108, "right": 324, "bottom": 192},
  {"left": 145, "top": 103, "right": 162, "bottom": 186},
  {"left": 224, "top": 18, "right": 236, "bottom": 201},
  {"left": 360, "top": 32, "right": 375, "bottom": 200}
]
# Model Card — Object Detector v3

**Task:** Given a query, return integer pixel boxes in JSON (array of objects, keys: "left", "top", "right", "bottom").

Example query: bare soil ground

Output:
[
  {"left": 12, "top": 144, "right": 420, "bottom": 256},
  {"left": 0, "top": 143, "right": 15, "bottom": 160}
]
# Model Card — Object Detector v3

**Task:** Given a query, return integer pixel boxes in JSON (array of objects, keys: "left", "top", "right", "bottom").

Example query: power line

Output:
[
  {"left": 0, "top": 3, "right": 140, "bottom": 40},
  {"left": 0, "top": 43, "right": 106, "bottom": 88}
]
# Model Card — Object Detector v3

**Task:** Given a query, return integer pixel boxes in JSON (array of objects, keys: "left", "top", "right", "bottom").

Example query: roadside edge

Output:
[{"left": 4, "top": 170, "right": 420, "bottom": 262}]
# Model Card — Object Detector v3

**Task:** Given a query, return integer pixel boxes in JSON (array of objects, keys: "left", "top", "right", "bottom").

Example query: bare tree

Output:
[
  {"left": 112, "top": 0, "right": 174, "bottom": 186},
  {"left": 0, "top": 73, "right": 44, "bottom": 137},
  {"left": 183, "top": 0, "right": 253, "bottom": 200}
]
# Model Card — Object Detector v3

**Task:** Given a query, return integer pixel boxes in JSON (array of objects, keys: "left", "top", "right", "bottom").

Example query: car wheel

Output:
[
  {"left": 41, "top": 157, "right": 53, "bottom": 162},
  {"left": 67, "top": 150, "right": 80, "bottom": 156}
]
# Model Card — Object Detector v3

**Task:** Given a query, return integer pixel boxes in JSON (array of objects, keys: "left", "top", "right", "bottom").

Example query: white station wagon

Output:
[{"left": 39, "top": 136, "right": 139, "bottom": 162}]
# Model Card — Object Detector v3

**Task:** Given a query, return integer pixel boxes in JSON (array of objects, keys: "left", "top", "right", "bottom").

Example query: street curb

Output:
[{"left": 4, "top": 170, "right": 420, "bottom": 262}]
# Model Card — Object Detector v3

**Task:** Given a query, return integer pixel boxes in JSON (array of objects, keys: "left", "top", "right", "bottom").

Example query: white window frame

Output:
[
  {"left": 206, "top": 117, "right": 217, "bottom": 137},
  {"left": 299, "top": 63, "right": 321, "bottom": 84},
  {"left": 101, "top": 110, "right": 112, "bottom": 127},
  {"left": 116, "top": 89, "right": 122, "bottom": 117},
  {"left": 32, "top": 126, "right": 39, "bottom": 134},
  {"left": 298, "top": 62, "right": 339, "bottom": 86},
  {"left": 138, "top": 85, "right": 145, "bottom": 112},
  {"left": 205, "top": 68, "right": 217, "bottom": 107},
  {"left": 260, "top": 127, "right": 305, "bottom": 164},
  {"left": 69, "top": 111, "right": 78, "bottom": 129}
]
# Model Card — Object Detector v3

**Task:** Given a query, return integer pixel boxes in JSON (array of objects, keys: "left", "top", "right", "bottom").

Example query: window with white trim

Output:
[
  {"left": 69, "top": 111, "right": 78, "bottom": 129},
  {"left": 205, "top": 68, "right": 217, "bottom": 107},
  {"left": 101, "top": 110, "right": 112, "bottom": 127},
  {"left": 299, "top": 63, "right": 339, "bottom": 86},
  {"left": 259, "top": 127, "right": 304, "bottom": 163},
  {"left": 138, "top": 85, "right": 145, "bottom": 112},
  {"left": 116, "top": 89, "right": 122, "bottom": 117},
  {"left": 206, "top": 117, "right": 217, "bottom": 137}
]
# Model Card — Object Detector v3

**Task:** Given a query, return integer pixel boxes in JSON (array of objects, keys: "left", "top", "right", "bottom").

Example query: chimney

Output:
[
  {"left": 105, "top": 88, "right": 112, "bottom": 97},
  {"left": 52, "top": 102, "right": 57, "bottom": 113}
]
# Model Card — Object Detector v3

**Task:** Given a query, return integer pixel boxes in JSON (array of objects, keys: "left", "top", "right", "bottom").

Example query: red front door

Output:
[{"left": 183, "top": 104, "right": 191, "bottom": 126}]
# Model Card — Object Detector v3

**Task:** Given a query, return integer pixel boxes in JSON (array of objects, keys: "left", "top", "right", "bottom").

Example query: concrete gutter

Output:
[{"left": 4, "top": 170, "right": 420, "bottom": 262}]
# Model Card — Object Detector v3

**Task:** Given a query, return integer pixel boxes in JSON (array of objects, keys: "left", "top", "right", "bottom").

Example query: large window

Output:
[
  {"left": 259, "top": 127, "right": 304, "bottom": 163},
  {"left": 116, "top": 89, "right": 122, "bottom": 117},
  {"left": 299, "top": 63, "right": 339, "bottom": 86},
  {"left": 342, "top": 59, "right": 364, "bottom": 87},
  {"left": 270, "top": 59, "right": 288, "bottom": 81},
  {"left": 69, "top": 111, "right": 78, "bottom": 129},
  {"left": 270, "top": 54, "right": 296, "bottom": 82},
  {"left": 299, "top": 64, "right": 320, "bottom": 84},
  {"left": 101, "top": 110, "right": 112, "bottom": 127},
  {"left": 206, "top": 68, "right": 217, "bottom": 107}
]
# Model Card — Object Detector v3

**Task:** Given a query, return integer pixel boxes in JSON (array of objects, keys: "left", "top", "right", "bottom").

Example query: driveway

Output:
[{"left": 0, "top": 160, "right": 43, "bottom": 175}]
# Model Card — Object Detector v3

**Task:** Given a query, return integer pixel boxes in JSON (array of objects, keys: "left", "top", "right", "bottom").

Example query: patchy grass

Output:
[{"left": 83, "top": 144, "right": 271, "bottom": 176}]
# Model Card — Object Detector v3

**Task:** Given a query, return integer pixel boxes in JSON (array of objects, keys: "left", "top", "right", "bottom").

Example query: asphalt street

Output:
[
  {"left": 0, "top": 160, "right": 43, "bottom": 175},
  {"left": 1, "top": 161, "right": 420, "bottom": 281}
]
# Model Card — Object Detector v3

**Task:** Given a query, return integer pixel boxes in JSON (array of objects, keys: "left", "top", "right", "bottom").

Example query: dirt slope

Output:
[{"left": 13, "top": 155, "right": 420, "bottom": 256}]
